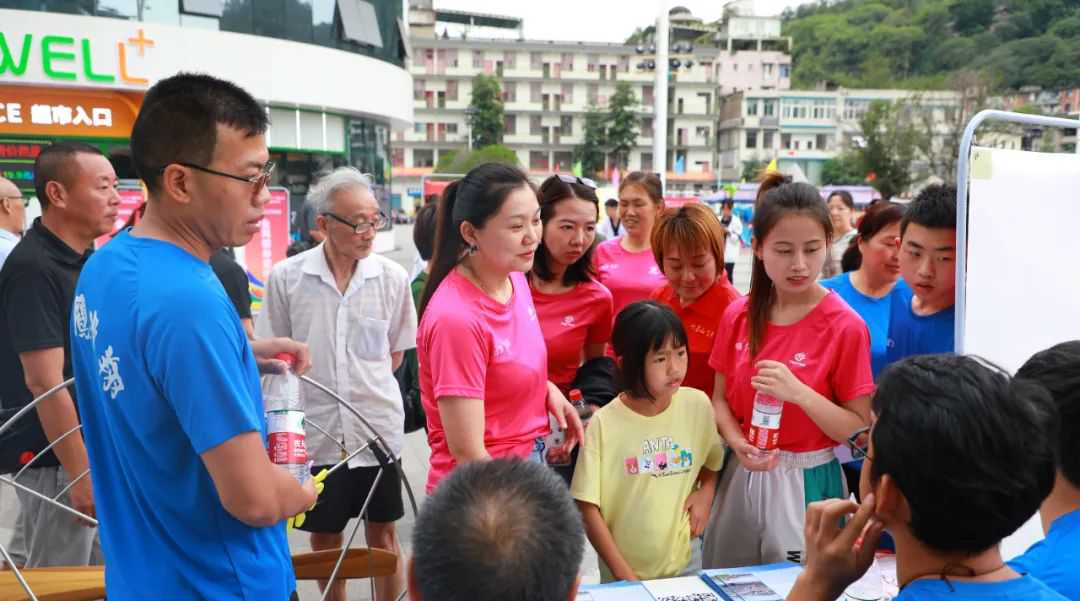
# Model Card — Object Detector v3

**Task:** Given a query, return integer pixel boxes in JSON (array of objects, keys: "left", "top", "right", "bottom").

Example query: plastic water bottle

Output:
[
  {"left": 264, "top": 352, "right": 309, "bottom": 484},
  {"left": 748, "top": 392, "right": 783, "bottom": 451}
]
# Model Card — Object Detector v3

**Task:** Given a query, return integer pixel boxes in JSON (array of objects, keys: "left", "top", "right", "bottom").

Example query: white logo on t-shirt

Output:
[
  {"left": 599, "top": 263, "right": 618, "bottom": 272},
  {"left": 561, "top": 315, "right": 576, "bottom": 328},
  {"left": 494, "top": 339, "right": 512, "bottom": 357},
  {"left": 648, "top": 266, "right": 661, "bottom": 276},
  {"left": 735, "top": 341, "right": 747, "bottom": 352},
  {"left": 98, "top": 345, "right": 125, "bottom": 400},
  {"left": 790, "top": 352, "right": 807, "bottom": 368}
]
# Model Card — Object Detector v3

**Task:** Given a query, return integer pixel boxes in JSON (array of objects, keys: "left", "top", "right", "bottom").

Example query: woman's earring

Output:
[{"left": 468, "top": 244, "right": 478, "bottom": 255}]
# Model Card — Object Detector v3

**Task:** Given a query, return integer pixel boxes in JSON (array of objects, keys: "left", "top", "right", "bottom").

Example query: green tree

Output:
[
  {"left": 949, "top": 0, "right": 995, "bottom": 35},
  {"left": 434, "top": 144, "right": 519, "bottom": 174},
  {"left": 433, "top": 149, "right": 459, "bottom": 173},
  {"left": 574, "top": 105, "right": 608, "bottom": 177},
  {"left": 741, "top": 160, "right": 767, "bottom": 183},
  {"left": 855, "top": 100, "right": 922, "bottom": 200},
  {"left": 821, "top": 153, "right": 865, "bottom": 186},
  {"left": 606, "top": 82, "right": 639, "bottom": 171},
  {"left": 468, "top": 75, "right": 504, "bottom": 148}
]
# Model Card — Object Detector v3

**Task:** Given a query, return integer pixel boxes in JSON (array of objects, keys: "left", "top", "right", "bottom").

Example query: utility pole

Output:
[{"left": 653, "top": 1, "right": 669, "bottom": 190}]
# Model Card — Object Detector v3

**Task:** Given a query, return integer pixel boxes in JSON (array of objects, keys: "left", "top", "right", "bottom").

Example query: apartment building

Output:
[{"left": 392, "top": 4, "right": 792, "bottom": 201}]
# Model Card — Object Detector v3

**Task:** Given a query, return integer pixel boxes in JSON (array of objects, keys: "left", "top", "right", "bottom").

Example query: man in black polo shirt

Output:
[
  {"left": 210, "top": 248, "right": 254, "bottom": 338},
  {"left": 0, "top": 141, "right": 119, "bottom": 567}
]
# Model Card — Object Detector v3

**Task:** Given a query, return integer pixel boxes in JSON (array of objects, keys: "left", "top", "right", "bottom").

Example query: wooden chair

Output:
[{"left": 0, "top": 548, "right": 398, "bottom": 601}]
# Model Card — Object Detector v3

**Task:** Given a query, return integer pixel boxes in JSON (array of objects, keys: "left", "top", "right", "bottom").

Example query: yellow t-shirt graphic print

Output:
[{"left": 571, "top": 387, "right": 726, "bottom": 580}]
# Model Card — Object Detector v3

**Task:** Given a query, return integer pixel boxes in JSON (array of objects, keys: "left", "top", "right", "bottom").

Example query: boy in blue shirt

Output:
[
  {"left": 885, "top": 184, "right": 956, "bottom": 366},
  {"left": 70, "top": 74, "right": 317, "bottom": 600},
  {"left": 1010, "top": 342, "right": 1080, "bottom": 600},
  {"left": 790, "top": 354, "right": 1065, "bottom": 601}
]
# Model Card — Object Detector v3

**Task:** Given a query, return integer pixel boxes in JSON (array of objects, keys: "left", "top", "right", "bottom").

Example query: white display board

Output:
[
  {"left": 963, "top": 144, "right": 1080, "bottom": 559},
  {"left": 963, "top": 146, "right": 1080, "bottom": 371}
]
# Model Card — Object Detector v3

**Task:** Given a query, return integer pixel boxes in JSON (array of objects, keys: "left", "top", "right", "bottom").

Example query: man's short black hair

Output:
[
  {"left": 130, "top": 72, "right": 269, "bottom": 193},
  {"left": 1016, "top": 341, "right": 1080, "bottom": 487},
  {"left": 605, "top": 198, "right": 619, "bottom": 208},
  {"left": 900, "top": 183, "right": 956, "bottom": 238},
  {"left": 412, "top": 459, "right": 584, "bottom": 601},
  {"left": 34, "top": 141, "right": 104, "bottom": 210},
  {"left": 413, "top": 203, "right": 437, "bottom": 262},
  {"left": 611, "top": 301, "right": 689, "bottom": 400},
  {"left": 871, "top": 354, "right": 1057, "bottom": 555}
]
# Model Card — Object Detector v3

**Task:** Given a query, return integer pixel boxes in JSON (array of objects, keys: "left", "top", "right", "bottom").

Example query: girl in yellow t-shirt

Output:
[{"left": 571, "top": 300, "right": 726, "bottom": 582}]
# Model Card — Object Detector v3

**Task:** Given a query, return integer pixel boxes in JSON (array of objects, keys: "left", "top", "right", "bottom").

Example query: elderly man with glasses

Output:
[
  {"left": 0, "top": 176, "right": 26, "bottom": 269},
  {"left": 256, "top": 166, "right": 417, "bottom": 601}
]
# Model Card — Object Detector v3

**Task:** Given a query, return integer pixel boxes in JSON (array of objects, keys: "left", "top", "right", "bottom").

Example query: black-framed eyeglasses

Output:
[
  {"left": 0, "top": 196, "right": 27, "bottom": 208},
  {"left": 555, "top": 174, "right": 597, "bottom": 189},
  {"left": 847, "top": 426, "right": 872, "bottom": 461},
  {"left": 321, "top": 211, "right": 388, "bottom": 235},
  {"left": 160, "top": 161, "right": 276, "bottom": 191}
]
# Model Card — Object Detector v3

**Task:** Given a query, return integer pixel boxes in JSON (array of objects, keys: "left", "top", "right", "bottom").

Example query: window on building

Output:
[
  {"left": 447, "top": 123, "right": 459, "bottom": 134},
  {"left": 531, "top": 82, "right": 542, "bottom": 103},
  {"left": 747, "top": 101, "right": 758, "bottom": 117},
  {"left": 587, "top": 54, "right": 598, "bottom": 72},
  {"left": 816, "top": 134, "right": 828, "bottom": 150},
  {"left": 746, "top": 130, "right": 758, "bottom": 149},
  {"left": 182, "top": 0, "right": 225, "bottom": 17},
  {"left": 588, "top": 84, "right": 599, "bottom": 105},
  {"left": 531, "top": 115, "right": 542, "bottom": 135},
  {"left": 562, "top": 53, "right": 575, "bottom": 71},
  {"left": 530, "top": 151, "right": 550, "bottom": 171},
  {"left": 473, "top": 50, "right": 483, "bottom": 68},
  {"left": 391, "top": 147, "right": 404, "bottom": 167},
  {"left": 561, "top": 116, "right": 573, "bottom": 135},
  {"left": 763, "top": 63, "right": 774, "bottom": 76},
  {"left": 554, "top": 151, "right": 573, "bottom": 171},
  {"left": 413, "top": 79, "right": 424, "bottom": 101},
  {"left": 643, "top": 85, "right": 654, "bottom": 105},
  {"left": 562, "top": 83, "right": 574, "bottom": 104},
  {"left": 413, "top": 122, "right": 424, "bottom": 134},
  {"left": 338, "top": 0, "right": 383, "bottom": 47},
  {"left": 640, "top": 152, "right": 653, "bottom": 172},
  {"left": 446, "top": 80, "right": 458, "bottom": 101},
  {"left": 781, "top": 133, "right": 792, "bottom": 149},
  {"left": 531, "top": 51, "right": 543, "bottom": 70},
  {"left": 780, "top": 64, "right": 791, "bottom": 78},
  {"left": 642, "top": 117, "right": 653, "bottom": 132},
  {"left": 599, "top": 65, "right": 608, "bottom": 80},
  {"left": 696, "top": 126, "right": 711, "bottom": 144},
  {"left": 504, "top": 114, "right": 517, "bottom": 134},
  {"left": 413, "top": 149, "right": 434, "bottom": 167},
  {"left": 503, "top": 81, "right": 517, "bottom": 102},
  {"left": 504, "top": 51, "right": 517, "bottom": 68},
  {"left": 763, "top": 131, "right": 774, "bottom": 149},
  {"left": 764, "top": 99, "right": 776, "bottom": 117}
]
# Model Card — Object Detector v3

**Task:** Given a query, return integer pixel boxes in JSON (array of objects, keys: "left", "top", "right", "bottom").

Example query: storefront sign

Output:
[
  {"left": 0, "top": 138, "right": 45, "bottom": 192},
  {"left": 0, "top": 28, "right": 153, "bottom": 88},
  {"left": 244, "top": 188, "right": 291, "bottom": 313},
  {"left": 0, "top": 86, "right": 140, "bottom": 137}
]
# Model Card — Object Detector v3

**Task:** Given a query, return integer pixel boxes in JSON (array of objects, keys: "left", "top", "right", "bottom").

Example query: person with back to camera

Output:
[
  {"left": 597, "top": 197, "right": 623, "bottom": 241},
  {"left": 593, "top": 172, "right": 668, "bottom": 321},
  {"left": 789, "top": 354, "right": 1066, "bottom": 601},
  {"left": 409, "top": 458, "right": 585, "bottom": 601},
  {"left": 572, "top": 301, "right": 725, "bottom": 582},
  {"left": 416, "top": 163, "right": 584, "bottom": 494},
  {"left": 649, "top": 203, "right": 740, "bottom": 398},
  {"left": 1009, "top": 341, "right": 1080, "bottom": 600},
  {"left": 719, "top": 199, "right": 743, "bottom": 284},
  {"left": 702, "top": 172, "right": 875, "bottom": 569}
]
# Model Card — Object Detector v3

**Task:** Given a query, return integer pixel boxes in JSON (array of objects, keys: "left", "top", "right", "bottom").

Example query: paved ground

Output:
[{"left": 0, "top": 224, "right": 755, "bottom": 600}]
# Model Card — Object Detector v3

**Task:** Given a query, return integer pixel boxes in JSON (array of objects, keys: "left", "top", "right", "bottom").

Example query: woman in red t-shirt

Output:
[
  {"left": 649, "top": 203, "right": 740, "bottom": 398},
  {"left": 593, "top": 172, "right": 668, "bottom": 321},
  {"left": 702, "top": 172, "right": 875, "bottom": 569},
  {"left": 416, "top": 163, "right": 584, "bottom": 493},
  {"left": 529, "top": 175, "right": 614, "bottom": 399}
]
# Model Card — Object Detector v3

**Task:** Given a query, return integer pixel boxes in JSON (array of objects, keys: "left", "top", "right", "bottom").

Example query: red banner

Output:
[{"left": 242, "top": 188, "right": 290, "bottom": 287}]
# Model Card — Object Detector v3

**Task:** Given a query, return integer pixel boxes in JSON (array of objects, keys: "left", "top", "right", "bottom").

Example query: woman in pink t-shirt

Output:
[
  {"left": 593, "top": 172, "right": 668, "bottom": 321},
  {"left": 416, "top": 163, "right": 585, "bottom": 494},
  {"left": 701, "top": 172, "right": 875, "bottom": 569},
  {"left": 529, "top": 174, "right": 614, "bottom": 398}
]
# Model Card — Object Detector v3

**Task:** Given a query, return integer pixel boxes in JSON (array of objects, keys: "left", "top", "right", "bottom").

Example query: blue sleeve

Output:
[
  {"left": 1007, "top": 541, "right": 1043, "bottom": 576},
  {"left": 143, "top": 288, "right": 262, "bottom": 455}
]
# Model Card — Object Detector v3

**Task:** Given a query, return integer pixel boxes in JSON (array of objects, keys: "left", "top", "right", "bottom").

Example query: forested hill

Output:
[{"left": 782, "top": 0, "right": 1080, "bottom": 91}]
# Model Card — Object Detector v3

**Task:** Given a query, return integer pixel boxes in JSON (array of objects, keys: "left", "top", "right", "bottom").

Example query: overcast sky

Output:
[{"left": 429, "top": 0, "right": 817, "bottom": 43}]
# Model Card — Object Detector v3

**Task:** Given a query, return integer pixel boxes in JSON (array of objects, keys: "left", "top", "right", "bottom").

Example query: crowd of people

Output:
[{"left": 0, "top": 70, "right": 1074, "bottom": 601}]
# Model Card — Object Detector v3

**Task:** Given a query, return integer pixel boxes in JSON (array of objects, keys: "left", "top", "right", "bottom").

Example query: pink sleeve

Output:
[
  {"left": 830, "top": 317, "right": 876, "bottom": 403},
  {"left": 427, "top": 312, "right": 490, "bottom": 400},
  {"left": 586, "top": 287, "right": 614, "bottom": 344}
]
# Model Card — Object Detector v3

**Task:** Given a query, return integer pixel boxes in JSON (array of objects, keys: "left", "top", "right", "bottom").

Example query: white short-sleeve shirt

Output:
[{"left": 255, "top": 244, "right": 417, "bottom": 468}]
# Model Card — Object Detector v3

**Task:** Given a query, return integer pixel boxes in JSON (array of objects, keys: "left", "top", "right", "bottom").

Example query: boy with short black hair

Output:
[
  {"left": 1010, "top": 341, "right": 1080, "bottom": 600},
  {"left": 885, "top": 184, "right": 957, "bottom": 366},
  {"left": 790, "top": 354, "right": 1066, "bottom": 601}
]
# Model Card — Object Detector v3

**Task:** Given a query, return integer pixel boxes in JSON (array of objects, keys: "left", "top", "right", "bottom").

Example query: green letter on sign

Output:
[
  {"left": 81, "top": 39, "right": 115, "bottom": 83},
  {"left": 41, "top": 35, "right": 76, "bottom": 81},
  {"left": 0, "top": 33, "right": 33, "bottom": 76}
]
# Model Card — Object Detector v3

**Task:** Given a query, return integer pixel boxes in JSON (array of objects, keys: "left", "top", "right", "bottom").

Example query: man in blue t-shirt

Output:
[
  {"left": 884, "top": 184, "right": 956, "bottom": 367},
  {"left": 789, "top": 354, "right": 1065, "bottom": 601},
  {"left": 69, "top": 74, "right": 317, "bottom": 600},
  {"left": 1009, "top": 342, "right": 1080, "bottom": 600}
]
